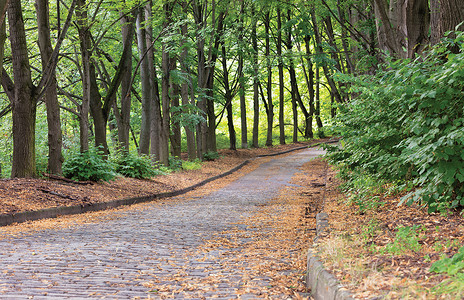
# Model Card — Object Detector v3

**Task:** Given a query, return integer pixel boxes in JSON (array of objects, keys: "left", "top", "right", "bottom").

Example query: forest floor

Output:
[{"left": 317, "top": 167, "right": 464, "bottom": 299}]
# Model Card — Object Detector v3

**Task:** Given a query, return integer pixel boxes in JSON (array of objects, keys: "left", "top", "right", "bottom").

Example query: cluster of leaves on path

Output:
[
  {"left": 327, "top": 32, "right": 464, "bottom": 212},
  {"left": 141, "top": 158, "right": 327, "bottom": 298}
]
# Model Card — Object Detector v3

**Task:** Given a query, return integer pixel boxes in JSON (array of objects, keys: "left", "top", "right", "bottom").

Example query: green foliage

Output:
[
  {"left": 430, "top": 245, "right": 464, "bottom": 297},
  {"left": 328, "top": 33, "right": 464, "bottom": 212},
  {"left": 430, "top": 245, "right": 464, "bottom": 275},
  {"left": 62, "top": 148, "right": 116, "bottom": 182},
  {"left": 203, "top": 151, "right": 220, "bottom": 161},
  {"left": 379, "top": 225, "right": 424, "bottom": 255},
  {"left": 168, "top": 156, "right": 183, "bottom": 171},
  {"left": 170, "top": 104, "right": 206, "bottom": 131},
  {"left": 182, "top": 159, "right": 202, "bottom": 170},
  {"left": 112, "top": 151, "right": 158, "bottom": 179}
]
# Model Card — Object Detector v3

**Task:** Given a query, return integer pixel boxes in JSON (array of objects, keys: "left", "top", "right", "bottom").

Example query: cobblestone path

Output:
[{"left": 0, "top": 148, "right": 324, "bottom": 299}]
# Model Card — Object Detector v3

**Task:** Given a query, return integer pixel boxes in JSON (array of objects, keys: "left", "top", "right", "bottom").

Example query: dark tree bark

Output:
[
  {"left": 76, "top": 0, "right": 91, "bottom": 153},
  {"left": 221, "top": 45, "right": 237, "bottom": 150},
  {"left": 0, "top": 0, "right": 8, "bottom": 74},
  {"left": 146, "top": 1, "right": 162, "bottom": 162},
  {"left": 170, "top": 58, "right": 182, "bottom": 158},
  {"left": 373, "top": 0, "right": 429, "bottom": 58},
  {"left": 8, "top": 0, "right": 36, "bottom": 177},
  {"left": 251, "top": 4, "right": 259, "bottom": 148},
  {"left": 277, "top": 8, "right": 285, "bottom": 145},
  {"left": 311, "top": 8, "right": 343, "bottom": 104},
  {"left": 264, "top": 10, "right": 273, "bottom": 147},
  {"left": 36, "top": 0, "right": 64, "bottom": 174},
  {"left": 300, "top": 35, "right": 315, "bottom": 139},
  {"left": 136, "top": 6, "right": 152, "bottom": 155},
  {"left": 116, "top": 11, "right": 133, "bottom": 151},
  {"left": 431, "top": 0, "right": 464, "bottom": 45},
  {"left": 159, "top": 2, "right": 173, "bottom": 166},
  {"left": 238, "top": 0, "right": 247, "bottom": 149},
  {"left": 180, "top": 20, "right": 197, "bottom": 160}
]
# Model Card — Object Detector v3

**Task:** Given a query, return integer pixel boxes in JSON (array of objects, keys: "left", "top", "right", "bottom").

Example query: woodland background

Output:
[{"left": 0, "top": 0, "right": 463, "bottom": 214}]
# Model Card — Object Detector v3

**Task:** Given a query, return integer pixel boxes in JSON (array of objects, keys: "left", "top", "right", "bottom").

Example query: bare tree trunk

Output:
[
  {"left": 136, "top": 7, "right": 152, "bottom": 155},
  {"left": 373, "top": 0, "right": 429, "bottom": 58},
  {"left": 238, "top": 0, "right": 247, "bottom": 149},
  {"left": 302, "top": 36, "right": 315, "bottom": 138},
  {"left": 117, "top": 12, "right": 133, "bottom": 151},
  {"left": 170, "top": 58, "right": 182, "bottom": 158},
  {"left": 0, "top": 0, "right": 9, "bottom": 81},
  {"left": 76, "top": 0, "right": 90, "bottom": 153},
  {"left": 315, "top": 66, "right": 324, "bottom": 135},
  {"left": 431, "top": 0, "right": 464, "bottom": 46},
  {"left": 150, "top": 64, "right": 162, "bottom": 162},
  {"left": 277, "top": 8, "right": 285, "bottom": 145},
  {"left": 180, "top": 21, "right": 196, "bottom": 160},
  {"left": 251, "top": 4, "right": 259, "bottom": 148},
  {"left": 36, "top": 0, "right": 63, "bottom": 174},
  {"left": 8, "top": 0, "right": 36, "bottom": 177},
  {"left": 265, "top": 11, "right": 273, "bottom": 147}
]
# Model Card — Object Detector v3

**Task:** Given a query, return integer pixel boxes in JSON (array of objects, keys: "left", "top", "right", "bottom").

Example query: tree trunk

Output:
[
  {"left": 36, "top": 0, "right": 63, "bottom": 174},
  {"left": 76, "top": 0, "right": 91, "bottom": 153},
  {"left": 136, "top": 7, "right": 151, "bottom": 155},
  {"left": 265, "top": 11, "right": 273, "bottom": 147},
  {"left": 0, "top": 0, "right": 8, "bottom": 76},
  {"left": 302, "top": 35, "right": 316, "bottom": 138},
  {"left": 373, "top": 0, "right": 429, "bottom": 58},
  {"left": 311, "top": 8, "right": 343, "bottom": 104},
  {"left": 147, "top": 1, "right": 162, "bottom": 162},
  {"left": 277, "top": 8, "right": 285, "bottom": 145},
  {"left": 238, "top": 1, "right": 247, "bottom": 149},
  {"left": 170, "top": 58, "right": 182, "bottom": 158},
  {"left": 315, "top": 66, "right": 324, "bottom": 135},
  {"left": 180, "top": 21, "right": 196, "bottom": 160},
  {"left": 8, "top": 0, "right": 37, "bottom": 177},
  {"left": 220, "top": 43, "right": 237, "bottom": 151},
  {"left": 150, "top": 64, "right": 162, "bottom": 162},
  {"left": 117, "top": 12, "right": 133, "bottom": 151},
  {"left": 251, "top": 4, "right": 259, "bottom": 148},
  {"left": 430, "top": 0, "right": 464, "bottom": 45}
]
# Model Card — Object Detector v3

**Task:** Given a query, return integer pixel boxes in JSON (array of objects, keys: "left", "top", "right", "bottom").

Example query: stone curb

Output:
[
  {"left": 0, "top": 140, "right": 330, "bottom": 227},
  {"left": 305, "top": 202, "right": 355, "bottom": 298}
]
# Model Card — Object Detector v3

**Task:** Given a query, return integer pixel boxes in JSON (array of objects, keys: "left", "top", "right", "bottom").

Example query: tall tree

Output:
[
  {"left": 264, "top": 10, "right": 273, "bottom": 147},
  {"left": 277, "top": 7, "right": 285, "bottom": 145},
  {"left": 136, "top": 6, "right": 152, "bottom": 155},
  {"left": 7, "top": 0, "right": 36, "bottom": 177},
  {"left": 36, "top": 0, "right": 64, "bottom": 174},
  {"left": 251, "top": 4, "right": 259, "bottom": 148},
  {"left": 373, "top": 0, "right": 429, "bottom": 58},
  {"left": 238, "top": 0, "right": 247, "bottom": 149}
]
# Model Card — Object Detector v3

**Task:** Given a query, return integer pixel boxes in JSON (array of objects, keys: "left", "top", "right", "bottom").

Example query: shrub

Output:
[
  {"left": 203, "top": 151, "right": 219, "bottom": 161},
  {"left": 182, "top": 159, "right": 202, "bottom": 170},
  {"left": 63, "top": 148, "right": 116, "bottom": 182},
  {"left": 112, "top": 151, "right": 157, "bottom": 179},
  {"left": 329, "top": 32, "right": 464, "bottom": 212},
  {"left": 168, "top": 156, "right": 183, "bottom": 171}
]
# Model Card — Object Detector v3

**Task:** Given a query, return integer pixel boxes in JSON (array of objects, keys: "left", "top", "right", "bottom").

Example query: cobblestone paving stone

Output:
[{"left": 0, "top": 148, "right": 324, "bottom": 299}]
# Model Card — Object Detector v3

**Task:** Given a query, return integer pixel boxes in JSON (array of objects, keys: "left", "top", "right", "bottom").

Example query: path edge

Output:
[
  {"left": 0, "top": 139, "right": 335, "bottom": 227},
  {"left": 305, "top": 165, "right": 355, "bottom": 299}
]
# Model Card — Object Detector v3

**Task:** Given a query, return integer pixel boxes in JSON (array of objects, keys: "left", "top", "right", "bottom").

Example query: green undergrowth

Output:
[{"left": 327, "top": 32, "right": 464, "bottom": 213}]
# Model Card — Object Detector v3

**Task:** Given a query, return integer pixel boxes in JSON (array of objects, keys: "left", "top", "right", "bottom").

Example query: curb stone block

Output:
[{"left": 306, "top": 214, "right": 354, "bottom": 299}]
